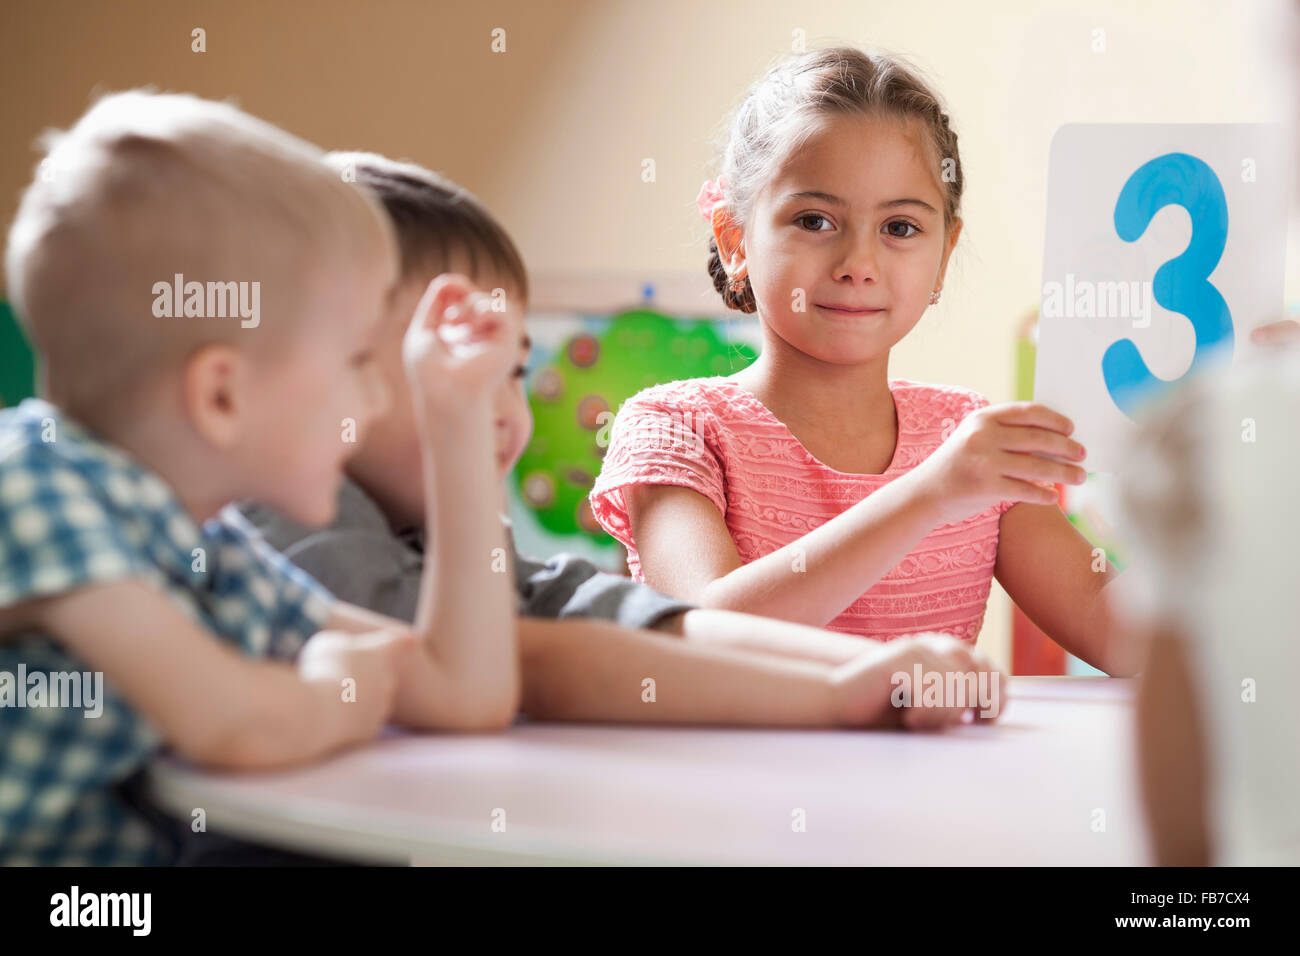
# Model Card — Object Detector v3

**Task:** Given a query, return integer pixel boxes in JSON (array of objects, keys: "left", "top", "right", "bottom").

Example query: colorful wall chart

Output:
[{"left": 507, "top": 301, "right": 758, "bottom": 569}]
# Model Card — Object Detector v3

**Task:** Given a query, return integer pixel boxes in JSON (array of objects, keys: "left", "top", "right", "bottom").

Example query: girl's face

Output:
[{"left": 737, "top": 113, "right": 962, "bottom": 366}]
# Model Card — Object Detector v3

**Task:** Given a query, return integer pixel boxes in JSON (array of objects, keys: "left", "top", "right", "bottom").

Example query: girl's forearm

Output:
[
  {"left": 1074, "top": 578, "right": 1144, "bottom": 677},
  {"left": 660, "top": 608, "right": 878, "bottom": 666},
  {"left": 518, "top": 616, "right": 837, "bottom": 726},
  {"left": 700, "top": 473, "right": 944, "bottom": 627},
  {"left": 412, "top": 396, "right": 519, "bottom": 720},
  {"left": 1015, "top": 553, "right": 1135, "bottom": 677}
]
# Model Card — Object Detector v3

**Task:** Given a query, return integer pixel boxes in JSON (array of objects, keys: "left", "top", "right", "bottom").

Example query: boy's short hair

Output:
[
  {"left": 4, "top": 90, "right": 396, "bottom": 427},
  {"left": 323, "top": 151, "right": 527, "bottom": 300}
]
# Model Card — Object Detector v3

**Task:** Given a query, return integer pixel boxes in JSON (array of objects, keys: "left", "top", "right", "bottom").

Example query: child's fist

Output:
[
  {"left": 402, "top": 273, "right": 517, "bottom": 404},
  {"left": 829, "top": 633, "right": 1006, "bottom": 729},
  {"left": 297, "top": 628, "right": 415, "bottom": 746}
]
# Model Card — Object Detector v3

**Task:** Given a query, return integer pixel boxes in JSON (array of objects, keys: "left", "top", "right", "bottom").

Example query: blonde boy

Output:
[{"left": 0, "top": 92, "right": 519, "bottom": 864}]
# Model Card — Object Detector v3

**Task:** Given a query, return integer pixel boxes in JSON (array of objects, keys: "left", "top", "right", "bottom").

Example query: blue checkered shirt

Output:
[{"left": 0, "top": 399, "right": 334, "bottom": 865}]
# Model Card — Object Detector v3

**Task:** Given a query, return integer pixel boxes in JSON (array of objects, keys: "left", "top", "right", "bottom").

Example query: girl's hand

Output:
[
  {"left": 1250, "top": 317, "right": 1300, "bottom": 349},
  {"left": 297, "top": 628, "right": 415, "bottom": 747},
  {"left": 829, "top": 633, "right": 1006, "bottom": 729},
  {"left": 908, "top": 402, "right": 1087, "bottom": 526},
  {"left": 402, "top": 273, "right": 517, "bottom": 407}
]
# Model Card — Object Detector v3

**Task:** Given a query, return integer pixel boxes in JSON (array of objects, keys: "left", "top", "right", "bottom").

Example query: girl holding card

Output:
[{"left": 591, "top": 46, "right": 1292, "bottom": 675}]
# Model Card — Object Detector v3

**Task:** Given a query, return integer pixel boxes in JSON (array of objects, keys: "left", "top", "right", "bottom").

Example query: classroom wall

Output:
[{"left": 2, "top": 0, "right": 1294, "bottom": 669}]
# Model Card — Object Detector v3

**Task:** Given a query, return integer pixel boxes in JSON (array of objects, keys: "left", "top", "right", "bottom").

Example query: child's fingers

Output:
[
  {"left": 970, "top": 653, "right": 1008, "bottom": 722},
  {"left": 996, "top": 475, "right": 1062, "bottom": 506},
  {"left": 894, "top": 643, "right": 978, "bottom": 729},
  {"left": 411, "top": 273, "right": 476, "bottom": 336},
  {"left": 437, "top": 293, "right": 508, "bottom": 351},
  {"left": 997, "top": 450, "right": 1086, "bottom": 487},
  {"left": 994, "top": 424, "right": 1086, "bottom": 462},
  {"left": 439, "top": 313, "right": 505, "bottom": 349},
  {"left": 990, "top": 401, "right": 1075, "bottom": 435},
  {"left": 906, "top": 642, "right": 1006, "bottom": 726},
  {"left": 1250, "top": 318, "right": 1300, "bottom": 348},
  {"left": 410, "top": 273, "right": 511, "bottom": 356}
]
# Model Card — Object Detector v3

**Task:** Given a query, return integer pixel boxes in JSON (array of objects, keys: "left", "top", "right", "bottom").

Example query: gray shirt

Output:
[{"left": 236, "top": 477, "right": 694, "bottom": 630}]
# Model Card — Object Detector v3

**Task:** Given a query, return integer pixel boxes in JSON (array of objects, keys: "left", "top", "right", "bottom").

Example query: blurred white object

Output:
[{"left": 1116, "top": 349, "right": 1300, "bottom": 865}]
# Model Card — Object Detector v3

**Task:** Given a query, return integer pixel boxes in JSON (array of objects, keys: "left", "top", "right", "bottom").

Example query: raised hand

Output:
[{"left": 402, "top": 273, "right": 519, "bottom": 406}]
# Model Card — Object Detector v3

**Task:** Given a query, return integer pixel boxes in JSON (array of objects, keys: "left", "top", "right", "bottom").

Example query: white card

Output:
[{"left": 1034, "top": 124, "right": 1289, "bottom": 472}]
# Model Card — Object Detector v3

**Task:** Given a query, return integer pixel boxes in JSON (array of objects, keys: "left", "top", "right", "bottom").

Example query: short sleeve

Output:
[
  {"left": 589, "top": 387, "right": 727, "bottom": 552},
  {"left": 0, "top": 450, "right": 147, "bottom": 607},
  {"left": 257, "top": 545, "right": 336, "bottom": 658},
  {"left": 513, "top": 543, "right": 695, "bottom": 629},
  {"left": 218, "top": 506, "right": 335, "bottom": 659}
]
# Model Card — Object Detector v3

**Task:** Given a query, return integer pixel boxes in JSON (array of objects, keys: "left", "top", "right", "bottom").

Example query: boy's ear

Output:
[
  {"left": 182, "top": 343, "right": 248, "bottom": 450},
  {"left": 712, "top": 210, "right": 748, "bottom": 281}
]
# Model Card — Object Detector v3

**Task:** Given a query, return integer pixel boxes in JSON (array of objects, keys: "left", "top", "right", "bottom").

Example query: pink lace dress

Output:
[{"left": 589, "top": 376, "right": 1016, "bottom": 642}]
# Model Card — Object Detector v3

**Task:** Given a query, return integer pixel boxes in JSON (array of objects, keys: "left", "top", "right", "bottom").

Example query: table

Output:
[{"left": 144, "top": 676, "right": 1148, "bottom": 865}]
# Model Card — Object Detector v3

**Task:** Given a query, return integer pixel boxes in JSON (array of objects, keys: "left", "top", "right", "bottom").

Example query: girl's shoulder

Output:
[
  {"left": 889, "top": 378, "right": 995, "bottom": 423},
  {"left": 618, "top": 375, "right": 749, "bottom": 419}
]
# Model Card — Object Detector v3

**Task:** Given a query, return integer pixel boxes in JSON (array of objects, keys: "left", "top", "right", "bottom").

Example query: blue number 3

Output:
[{"left": 1104, "top": 152, "right": 1231, "bottom": 416}]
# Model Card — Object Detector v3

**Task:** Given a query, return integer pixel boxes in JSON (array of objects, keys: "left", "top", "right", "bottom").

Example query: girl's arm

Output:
[
  {"left": 627, "top": 402, "right": 1086, "bottom": 629},
  {"left": 520, "top": 615, "right": 835, "bottom": 725},
  {"left": 332, "top": 602, "right": 991, "bottom": 727},
  {"left": 517, "top": 615, "right": 1002, "bottom": 728},
  {"left": 653, "top": 607, "right": 888, "bottom": 665},
  {"left": 992, "top": 501, "right": 1140, "bottom": 676},
  {"left": 626, "top": 477, "right": 944, "bottom": 629}
]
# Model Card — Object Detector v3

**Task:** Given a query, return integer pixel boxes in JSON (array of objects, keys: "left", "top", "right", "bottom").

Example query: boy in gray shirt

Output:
[{"left": 241, "top": 476, "right": 692, "bottom": 631}]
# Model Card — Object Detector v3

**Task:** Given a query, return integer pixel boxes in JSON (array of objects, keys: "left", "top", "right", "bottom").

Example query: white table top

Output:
[{"left": 145, "top": 676, "right": 1148, "bottom": 865}]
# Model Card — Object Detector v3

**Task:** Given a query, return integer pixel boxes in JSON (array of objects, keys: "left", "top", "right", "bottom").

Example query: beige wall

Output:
[{"left": 2, "top": 0, "right": 1293, "bottom": 667}]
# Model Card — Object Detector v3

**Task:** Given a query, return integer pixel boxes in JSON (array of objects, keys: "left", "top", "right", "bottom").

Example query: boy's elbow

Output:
[
  {"left": 441, "top": 701, "right": 517, "bottom": 733},
  {"left": 423, "top": 676, "right": 521, "bottom": 733},
  {"left": 171, "top": 723, "right": 269, "bottom": 770},
  {"left": 463, "top": 705, "right": 517, "bottom": 733},
  {"left": 459, "top": 667, "right": 521, "bottom": 731}
]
